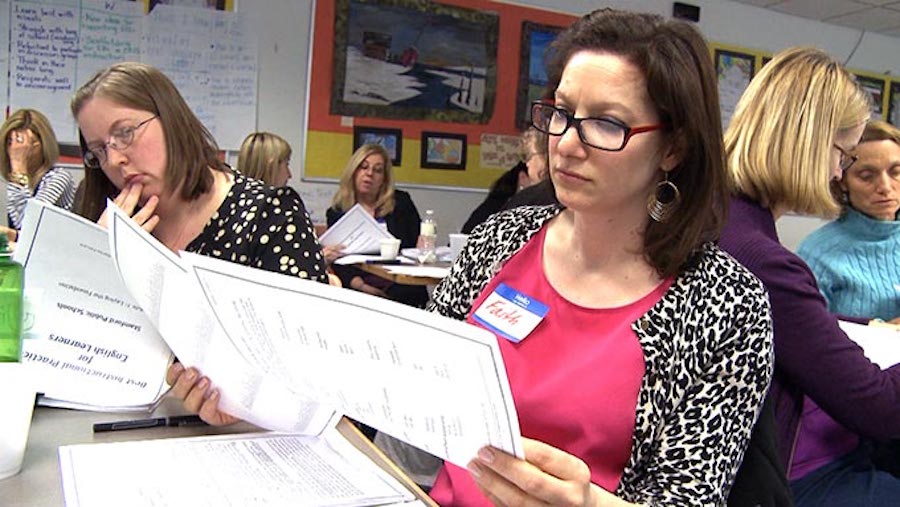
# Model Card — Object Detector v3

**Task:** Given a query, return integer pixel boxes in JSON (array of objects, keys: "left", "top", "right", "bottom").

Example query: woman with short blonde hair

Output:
[
  {"left": 720, "top": 47, "right": 900, "bottom": 505},
  {"left": 237, "top": 132, "right": 292, "bottom": 187}
]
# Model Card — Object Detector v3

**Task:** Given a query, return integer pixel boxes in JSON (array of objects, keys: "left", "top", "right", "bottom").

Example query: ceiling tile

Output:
[
  {"left": 827, "top": 6, "right": 900, "bottom": 30},
  {"left": 770, "top": 0, "right": 867, "bottom": 19},
  {"left": 851, "top": 0, "right": 898, "bottom": 6},
  {"left": 731, "top": 0, "right": 784, "bottom": 6}
]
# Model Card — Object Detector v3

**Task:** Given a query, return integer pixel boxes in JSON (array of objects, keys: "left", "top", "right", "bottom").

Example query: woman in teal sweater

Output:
[{"left": 798, "top": 120, "right": 900, "bottom": 323}]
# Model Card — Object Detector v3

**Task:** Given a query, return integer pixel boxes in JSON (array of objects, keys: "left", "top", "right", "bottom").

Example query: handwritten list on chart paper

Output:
[{"left": 4, "top": 0, "right": 256, "bottom": 149}]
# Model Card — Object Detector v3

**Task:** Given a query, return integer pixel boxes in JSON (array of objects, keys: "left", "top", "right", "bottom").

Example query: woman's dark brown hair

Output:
[{"left": 546, "top": 8, "right": 726, "bottom": 277}]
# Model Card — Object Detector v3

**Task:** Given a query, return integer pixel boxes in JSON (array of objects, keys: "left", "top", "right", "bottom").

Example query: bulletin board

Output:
[
  {"left": 303, "top": 0, "right": 576, "bottom": 190},
  {"left": 0, "top": 0, "right": 256, "bottom": 150}
]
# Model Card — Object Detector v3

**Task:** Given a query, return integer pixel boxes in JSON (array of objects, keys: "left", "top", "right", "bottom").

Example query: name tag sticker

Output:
[{"left": 473, "top": 283, "right": 549, "bottom": 343}]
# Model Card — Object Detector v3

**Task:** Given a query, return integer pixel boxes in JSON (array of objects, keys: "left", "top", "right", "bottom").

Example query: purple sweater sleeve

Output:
[{"left": 744, "top": 241, "right": 900, "bottom": 440}]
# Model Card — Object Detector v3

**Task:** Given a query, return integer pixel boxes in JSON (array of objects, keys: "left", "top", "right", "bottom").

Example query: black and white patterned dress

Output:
[{"left": 186, "top": 170, "right": 328, "bottom": 283}]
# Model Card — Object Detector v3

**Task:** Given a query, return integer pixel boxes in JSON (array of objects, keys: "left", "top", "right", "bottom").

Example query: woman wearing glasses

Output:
[
  {"left": 719, "top": 48, "right": 900, "bottom": 505},
  {"left": 1, "top": 108, "right": 76, "bottom": 233},
  {"left": 72, "top": 62, "right": 328, "bottom": 283},
  {"left": 424, "top": 9, "right": 772, "bottom": 505},
  {"left": 798, "top": 120, "right": 900, "bottom": 324},
  {"left": 237, "top": 132, "right": 293, "bottom": 187}
]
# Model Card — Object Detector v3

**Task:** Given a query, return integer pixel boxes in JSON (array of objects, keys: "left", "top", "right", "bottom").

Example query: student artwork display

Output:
[
  {"left": 890, "top": 82, "right": 900, "bottom": 127},
  {"left": 353, "top": 126, "right": 402, "bottom": 166},
  {"left": 515, "top": 22, "right": 563, "bottom": 129},
  {"left": 421, "top": 132, "right": 467, "bottom": 170},
  {"left": 856, "top": 74, "right": 886, "bottom": 119},
  {"left": 715, "top": 48, "right": 756, "bottom": 130},
  {"left": 330, "top": 0, "right": 499, "bottom": 123}
]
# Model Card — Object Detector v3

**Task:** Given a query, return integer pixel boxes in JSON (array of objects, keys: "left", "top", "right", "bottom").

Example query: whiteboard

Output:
[{"left": 4, "top": 0, "right": 256, "bottom": 150}]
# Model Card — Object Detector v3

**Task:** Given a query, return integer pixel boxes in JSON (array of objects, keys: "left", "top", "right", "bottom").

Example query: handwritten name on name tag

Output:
[{"left": 473, "top": 283, "right": 548, "bottom": 343}]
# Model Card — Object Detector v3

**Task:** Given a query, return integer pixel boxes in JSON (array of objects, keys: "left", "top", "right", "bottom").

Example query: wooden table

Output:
[{"left": 358, "top": 261, "right": 450, "bottom": 286}]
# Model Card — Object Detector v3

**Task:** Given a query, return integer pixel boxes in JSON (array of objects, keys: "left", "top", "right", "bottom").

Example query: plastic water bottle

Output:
[
  {"left": 418, "top": 209, "right": 437, "bottom": 264},
  {"left": 0, "top": 234, "right": 24, "bottom": 362}
]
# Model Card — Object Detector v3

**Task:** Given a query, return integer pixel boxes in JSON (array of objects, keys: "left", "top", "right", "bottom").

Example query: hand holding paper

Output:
[{"left": 318, "top": 204, "right": 395, "bottom": 255}]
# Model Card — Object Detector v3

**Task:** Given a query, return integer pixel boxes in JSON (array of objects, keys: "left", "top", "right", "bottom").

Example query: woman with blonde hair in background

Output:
[
  {"left": 326, "top": 143, "right": 427, "bottom": 307},
  {"left": 237, "top": 131, "right": 293, "bottom": 187},
  {"left": 1, "top": 108, "right": 76, "bottom": 236},
  {"left": 719, "top": 47, "right": 900, "bottom": 505}
]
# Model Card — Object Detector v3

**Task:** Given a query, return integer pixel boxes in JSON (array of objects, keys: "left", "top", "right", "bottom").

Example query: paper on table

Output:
[
  {"left": 382, "top": 265, "right": 450, "bottom": 279},
  {"left": 838, "top": 320, "right": 900, "bottom": 369},
  {"left": 318, "top": 204, "right": 395, "bottom": 255},
  {"left": 108, "top": 202, "right": 523, "bottom": 467},
  {"left": 59, "top": 425, "right": 414, "bottom": 507},
  {"left": 333, "top": 254, "right": 415, "bottom": 266},
  {"left": 107, "top": 203, "right": 337, "bottom": 435},
  {"left": 13, "top": 201, "right": 172, "bottom": 410}
]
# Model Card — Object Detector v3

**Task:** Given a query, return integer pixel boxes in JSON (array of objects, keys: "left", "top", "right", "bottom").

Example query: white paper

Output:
[
  {"left": 318, "top": 204, "right": 395, "bottom": 255},
  {"left": 107, "top": 203, "right": 337, "bottom": 435},
  {"left": 333, "top": 255, "right": 415, "bottom": 266},
  {"left": 107, "top": 203, "right": 523, "bottom": 467},
  {"left": 382, "top": 265, "right": 450, "bottom": 280},
  {"left": 839, "top": 320, "right": 900, "bottom": 369},
  {"left": 13, "top": 201, "right": 172, "bottom": 410},
  {"left": 59, "top": 426, "right": 414, "bottom": 507}
]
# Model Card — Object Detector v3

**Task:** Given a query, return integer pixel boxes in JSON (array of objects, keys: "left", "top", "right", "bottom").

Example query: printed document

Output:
[
  {"left": 13, "top": 201, "right": 171, "bottom": 410},
  {"left": 59, "top": 423, "right": 415, "bottom": 507},
  {"left": 317, "top": 204, "right": 395, "bottom": 255},
  {"left": 108, "top": 204, "right": 523, "bottom": 467},
  {"left": 839, "top": 320, "right": 900, "bottom": 369}
]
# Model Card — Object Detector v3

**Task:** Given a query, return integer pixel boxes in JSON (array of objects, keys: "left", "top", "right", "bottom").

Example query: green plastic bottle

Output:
[{"left": 0, "top": 234, "right": 24, "bottom": 362}]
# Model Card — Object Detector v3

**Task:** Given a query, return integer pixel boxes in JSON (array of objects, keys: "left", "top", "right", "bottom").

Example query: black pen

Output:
[
  {"left": 93, "top": 415, "right": 207, "bottom": 433},
  {"left": 365, "top": 259, "right": 404, "bottom": 265}
]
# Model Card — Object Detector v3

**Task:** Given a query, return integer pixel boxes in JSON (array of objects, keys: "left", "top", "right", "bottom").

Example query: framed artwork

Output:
[
  {"left": 515, "top": 21, "right": 563, "bottom": 130},
  {"left": 889, "top": 82, "right": 900, "bottom": 127},
  {"left": 353, "top": 126, "right": 402, "bottom": 166},
  {"left": 330, "top": 0, "right": 499, "bottom": 123},
  {"left": 420, "top": 132, "right": 467, "bottom": 170},
  {"left": 715, "top": 49, "right": 755, "bottom": 130},
  {"left": 856, "top": 74, "right": 886, "bottom": 119}
]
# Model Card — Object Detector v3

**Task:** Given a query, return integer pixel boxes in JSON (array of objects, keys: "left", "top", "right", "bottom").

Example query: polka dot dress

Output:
[{"left": 186, "top": 170, "right": 328, "bottom": 283}]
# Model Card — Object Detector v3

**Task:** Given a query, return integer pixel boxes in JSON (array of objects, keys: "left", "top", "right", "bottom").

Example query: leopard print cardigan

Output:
[{"left": 428, "top": 205, "right": 774, "bottom": 506}]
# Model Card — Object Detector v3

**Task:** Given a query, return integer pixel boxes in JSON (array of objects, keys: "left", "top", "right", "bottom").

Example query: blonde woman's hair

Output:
[
  {"left": 237, "top": 132, "right": 292, "bottom": 185},
  {"left": 725, "top": 47, "right": 871, "bottom": 218},
  {"left": 0, "top": 109, "right": 60, "bottom": 191},
  {"left": 330, "top": 144, "right": 395, "bottom": 217}
]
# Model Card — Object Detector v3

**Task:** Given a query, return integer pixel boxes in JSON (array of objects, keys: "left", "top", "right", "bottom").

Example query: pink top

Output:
[{"left": 429, "top": 226, "right": 672, "bottom": 505}]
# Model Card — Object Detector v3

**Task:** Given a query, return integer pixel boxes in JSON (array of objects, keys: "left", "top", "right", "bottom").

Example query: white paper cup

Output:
[
  {"left": 448, "top": 233, "right": 469, "bottom": 261},
  {"left": 0, "top": 362, "right": 36, "bottom": 480},
  {"left": 379, "top": 238, "right": 401, "bottom": 260}
]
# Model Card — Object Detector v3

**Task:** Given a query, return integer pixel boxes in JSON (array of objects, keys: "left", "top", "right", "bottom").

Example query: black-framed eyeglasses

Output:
[
  {"left": 530, "top": 101, "right": 665, "bottom": 152},
  {"left": 83, "top": 115, "right": 158, "bottom": 168},
  {"left": 833, "top": 143, "right": 858, "bottom": 173}
]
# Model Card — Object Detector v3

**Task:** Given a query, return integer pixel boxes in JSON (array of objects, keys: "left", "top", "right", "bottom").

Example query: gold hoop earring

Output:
[{"left": 648, "top": 172, "right": 681, "bottom": 223}]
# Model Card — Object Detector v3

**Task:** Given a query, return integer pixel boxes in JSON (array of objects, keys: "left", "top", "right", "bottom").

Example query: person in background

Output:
[
  {"left": 461, "top": 127, "right": 548, "bottom": 234},
  {"left": 797, "top": 120, "right": 900, "bottom": 324},
  {"left": 326, "top": 143, "right": 427, "bottom": 308},
  {"left": 1, "top": 108, "right": 76, "bottom": 235},
  {"left": 72, "top": 61, "right": 327, "bottom": 282},
  {"left": 237, "top": 131, "right": 293, "bottom": 187},
  {"left": 719, "top": 47, "right": 900, "bottom": 506}
]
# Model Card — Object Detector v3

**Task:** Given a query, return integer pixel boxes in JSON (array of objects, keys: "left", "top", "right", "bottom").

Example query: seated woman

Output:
[
  {"left": 1, "top": 108, "right": 76, "bottom": 234},
  {"left": 168, "top": 9, "right": 774, "bottom": 504},
  {"left": 326, "top": 144, "right": 427, "bottom": 308},
  {"left": 461, "top": 127, "right": 547, "bottom": 233},
  {"left": 72, "top": 61, "right": 328, "bottom": 283},
  {"left": 237, "top": 131, "right": 293, "bottom": 187},
  {"left": 719, "top": 48, "right": 900, "bottom": 505},
  {"left": 798, "top": 120, "right": 900, "bottom": 323}
]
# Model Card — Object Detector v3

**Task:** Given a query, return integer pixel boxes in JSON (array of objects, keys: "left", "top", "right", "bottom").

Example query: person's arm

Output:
[
  {"left": 389, "top": 190, "right": 421, "bottom": 249},
  {"left": 251, "top": 187, "right": 328, "bottom": 283},
  {"left": 761, "top": 250, "right": 900, "bottom": 440}
]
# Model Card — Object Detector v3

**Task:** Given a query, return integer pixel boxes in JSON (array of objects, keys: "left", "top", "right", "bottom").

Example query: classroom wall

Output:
[{"left": 247, "top": 0, "right": 900, "bottom": 248}]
